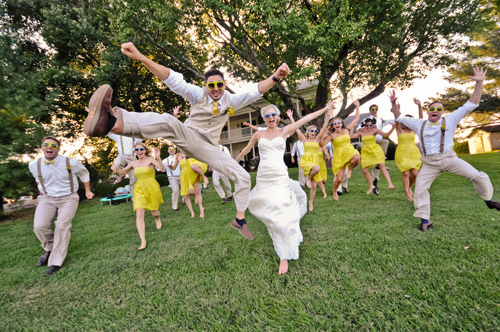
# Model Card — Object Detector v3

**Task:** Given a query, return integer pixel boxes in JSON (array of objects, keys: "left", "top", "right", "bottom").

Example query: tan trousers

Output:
[
  {"left": 371, "top": 138, "right": 389, "bottom": 181},
  {"left": 114, "top": 153, "right": 137, "bottom": 195},
  {"left": 213, "top": 170, "right": 233, "bottom": 199},
  {"left": 168, "top": 175, "right": 180, "bottom": 210},
  {"left": 413, "top": 150, "right": 493, "bottom": 220},
  {"left": 298, "top": 165, "right": 306, "bottom": 187},
  {"left": 117, "top": 108, "right": 251, "bottom": 211},
  {"left": 33, "top": 193, "right": 80, "bottom": 267}
]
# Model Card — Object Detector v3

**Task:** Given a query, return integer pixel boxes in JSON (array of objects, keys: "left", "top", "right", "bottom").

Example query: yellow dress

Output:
[
  {"left": 133, "top": 167, "right": 164, "bottom": 211},
  {"left": 318, "top": 151, "right": 327, "bottom": 182},
  {"left": 331, "top": 134, "right": 360, "bottom": 175},
  {"left": 360, "top": 135, "right": 385, "bottom": 168},
  {"left": 395, "top": 133, "right": 422, "bottom": 172},
  {"left": 179, "top": 158, "right": 208, "bottom": 196},
  {"left": 300, "top": 142, "right": 321, "bottom": 182}
]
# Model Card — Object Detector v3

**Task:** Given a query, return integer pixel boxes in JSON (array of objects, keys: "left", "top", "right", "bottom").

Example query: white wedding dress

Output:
[{"left": 248, "top": 136, "right": 307, "bottom": 260}]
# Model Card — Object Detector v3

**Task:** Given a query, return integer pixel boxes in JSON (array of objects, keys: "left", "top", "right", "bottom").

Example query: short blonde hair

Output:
[{"left": 260, "top": 104, "right": 280, "bottom": 118}]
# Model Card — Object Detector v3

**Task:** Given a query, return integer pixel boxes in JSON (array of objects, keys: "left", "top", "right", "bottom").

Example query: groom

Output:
[{"left": 84, "top": 42, "right": 290, "bottom": 240}]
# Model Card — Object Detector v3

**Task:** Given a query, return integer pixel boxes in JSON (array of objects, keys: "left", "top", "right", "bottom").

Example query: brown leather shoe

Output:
[
  {"left": 419, "top": 222, "right": 434, "bottom": 232},
  {"left": 84, "top": 84, "right": 113, "bottom": 137},
  {"left": 485, "top": 200, "right": 500, "bottom": 211},
  {"left": 36, "top": 251, "right": 51, "bottom": 266},
  {"left": 231, "top": 220, "right": 254, "bottom": 240}
]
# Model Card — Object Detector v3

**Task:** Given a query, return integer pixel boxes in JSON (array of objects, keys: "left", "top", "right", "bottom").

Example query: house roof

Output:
[{"left": 482, "top": 124, "right": 500, "bottom": 133}]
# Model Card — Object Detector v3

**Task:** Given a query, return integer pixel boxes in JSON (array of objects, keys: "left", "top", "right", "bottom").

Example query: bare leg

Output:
[
  {"left": 191, "top": 181, "right": 204, "bottom": 219},
  {"left": 347, "top": 155, "right": 360, "bottom": 178},
  {"left": 379, "top": 164, "right": 394, "bottom": 189},
  {"left": 136, "top": 209, "right": 147, "bottom": 250},
  {"left": 309, "top": 181, "right": 317, "bottom": 212},
  {"left": 279, "top": 259, "right": 289, "bottom": 274},
  {"left": 333, "top": 168, "right": 345, "bottom": 201},
  {"left": 409, "top": 168, "right": 418, "bottom": 187},
  {"left": 191, "top": 164, "right": 209, "bottom": 187},
  {"left": 402, "top": 171, "right": 412, "bottom": 201},
  {"left": 306, "top": 165, "right": 320, "bottom": 189},
  {"left": 184, "top": 195, "right": 195, "bottom": 218},
  {"left": 152, "top": 210, "right": 162, "bottom": 229},
  {"left": 318, "top": 181, "right": 327, "bottom": 198},
  {"left": 363, "top": 167, "right": 374, "bottom": 194}
]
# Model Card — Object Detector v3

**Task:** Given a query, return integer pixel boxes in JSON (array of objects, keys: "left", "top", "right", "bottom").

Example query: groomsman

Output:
[
  {"left": 162, "top": 145, "right": 181, "bottom": 211},
  {"left": 28, "top": 137, "right": 94, "bottom": 276},
  {"left": 83, "top": 41, "right": 290, "bottom": 240},
  {"left": 390, "top": 67, "right": 500, "bottom": 232},
  {"left": 291, "top": 140, "right": 305, "bottom": 188}
]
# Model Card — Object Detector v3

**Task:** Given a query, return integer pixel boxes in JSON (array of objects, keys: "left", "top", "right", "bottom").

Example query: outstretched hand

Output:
[
  {"left": 121, "top": 42, "right": 143, "bottom": 60},
  {"left": 242, "top": 121, "right": 250, "bottom": 127},
  {"left": 286, "top": 109, "right": 294, "bottom": 120},
  {"left": 172, "top": 105, "right": 181, "bottom": 118},
  {"left": 273, "top": 63, "right": 291, "bottom": 80},
  {"left": 388, "top": 90, "right": 398, "bottom": 103},
  {"left": 153, "top": 148, "right": 161, "bottom": 159},
  {"left": 469, "top": 66, "right": 487, "bottom": 82},
  {"left": 353, "top": 99, "right": 360, "bottom": 107},
  {"left": 413, "top": 97, "right": 421, "bottom": 105}
]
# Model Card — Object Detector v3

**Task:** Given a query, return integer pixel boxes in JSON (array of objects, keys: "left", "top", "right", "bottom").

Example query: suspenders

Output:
[
  {"left": 36, "top": 157, "right": 74, "bottom": 195},
  {"left": 419, "top": 117, "right": 446, "bottom": 156}
]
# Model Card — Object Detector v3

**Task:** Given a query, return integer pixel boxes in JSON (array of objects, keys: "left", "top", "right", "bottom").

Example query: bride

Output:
[{"left": 236, "top": 101, "right": 334, "bottom": 274}]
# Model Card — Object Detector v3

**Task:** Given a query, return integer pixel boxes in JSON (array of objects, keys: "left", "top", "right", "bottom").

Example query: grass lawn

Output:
[{"left": 1, "top": 153, "right": 499, "bottom": 331}]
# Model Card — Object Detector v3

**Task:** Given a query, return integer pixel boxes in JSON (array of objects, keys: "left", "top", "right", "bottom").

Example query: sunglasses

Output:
[
  {"left": 168, "top": 148, "right": 176, "bottom": 151},
  {"left": 364, "top": 124, "right": 375, "bottom": 127},
  {"left": 307, "top": 129, "right": 318, "bottom": 133},
  {"left": 206, "top": 81, "right": 225, "bottom": 90},
  {"left": 370, "top": 108, "right": 378, "bottom": 112},
  {"left": 263, "top": 112, "right": 279, "bottom": 119},
  {"left": 134, "top": 148, "right": 146, "bottom": 151},
  {"left": 332, "top": 121, "right": 343, "bottom": 126},
  {"left": 429, "top": 106, "right": 444, "bottom": 112},
  {"left": 42, "top": 143, "right": 59, "bottom": 149}
]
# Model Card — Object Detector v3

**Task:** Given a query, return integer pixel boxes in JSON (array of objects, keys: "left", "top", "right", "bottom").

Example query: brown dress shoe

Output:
[
  {"left": 231, "top": 220, "right": 254, "bottom": 240},
  {"left": 485, "top": 200, "right": 500, "bottom": 211},
  {"left": 221, "top": 198, "right": 226, "bottom": 204},
  {"left": 36, "top": 251, "right": 51, "bottom": 267},
  {"left": 419, "top": 222, "right": 434, "bottom": 232},
  {"left": 84, "top": 84, "right": 113, "bottom": 137},
  {"left": 226, "top": 196, "right": 233, "bottom": 201}
]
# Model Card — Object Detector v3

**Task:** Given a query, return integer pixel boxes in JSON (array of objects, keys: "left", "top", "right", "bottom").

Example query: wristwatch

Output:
[{"left": 272, "top": 75, "right": 280, "bottom": 83}]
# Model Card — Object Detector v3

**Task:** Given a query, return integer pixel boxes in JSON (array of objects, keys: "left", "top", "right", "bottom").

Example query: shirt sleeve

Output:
[
  {"left": 71, "top": 159, "right": 90, "bottom": 183},
  {"left": 396, "top": 115, "right": 423, "bottom": 133},
  {"left": 107, "top": 133, "right": 119, "bottom": 143},
  {"left": 162, "top": 70, "right": 204, "bottom": 105},
  {"left": 228, "top": 83, "right": 263, "bottom": 110},
  {"left": 443, "top": 101, "right": 478, "bottom": 127},
  {"left": 291, "top": 143, "right": 297, "bottom": 157}
]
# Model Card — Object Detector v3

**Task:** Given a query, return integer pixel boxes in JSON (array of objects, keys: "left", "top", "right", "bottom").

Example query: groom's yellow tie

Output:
[
  {"left": 212, "top": 101, "right": 219, "bottom": 116},
  {"left": 44, "top": 160, "right": 55, "bottom": 165}
]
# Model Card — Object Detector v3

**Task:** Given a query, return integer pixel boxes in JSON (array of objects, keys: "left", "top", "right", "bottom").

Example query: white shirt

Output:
[
  {"left": 291, "top": 140, "right": 305, "bottom": 159},
  {"left": 219, "top": 145, "right": 231, "bottom": 156},
  {"left": 163, "top": 155, "right": 181, "bottom": 177},
  {"left": 29, "top": 155, "right": 90, "bottom": 197},
  {"left": 107, "top": 134, "right": 143, "bottom": 156},
  {"left": 397, "top": 101, "right": 478, "bottom": 155},
  {"left": 163, "top": 70, "right": 262, "bottom": 111},
  {"left": 324, "top": 141, "right": 333, "bottom": 158}
]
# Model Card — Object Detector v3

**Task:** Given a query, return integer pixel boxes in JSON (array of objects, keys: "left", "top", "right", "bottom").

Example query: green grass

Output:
[{"left": 1, "top": 153, "right": 499, "bottom": 331}]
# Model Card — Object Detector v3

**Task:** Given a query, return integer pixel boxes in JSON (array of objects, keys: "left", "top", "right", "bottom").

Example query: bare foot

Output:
[
  {"left": 306, "top": 177, "right": 312, "bottom": 188},
  {"left": 138, "top": 242, "right": 147, "bottom": 250},
  {"left": 405, "top": 191, "right": 413, "bottom": 201},
  {"left": 155, "top": 216, "right": 162, "bottom": 230},
  {"left": 366, "top": 185, "right": 374, "bottom": 195},
  {"left": 190, "top": 212, "right": 195, "bottom": 218},
  {"left": 388, "top": 184, "right": 395, "bottom": 189},
  {"left": 308, "top": 201, "right": 314, "bottom": 212},
  {"left": 200, "top": 207, "right": 205, "bottom": 219},
  {"left": 347, "top": 169, "right": 353, "bottom": 178},
  {"left": 279, "top": 259, "right": 288, "bottom": 275},
  {"left": 323, "top": 193, "right": 327, "bottom": 198},
  {"left": 203, "top": 177, "right": 209, "bottom": 187},
  {"left": 333, "top": 191, "right": 339, "bottom": 201}
]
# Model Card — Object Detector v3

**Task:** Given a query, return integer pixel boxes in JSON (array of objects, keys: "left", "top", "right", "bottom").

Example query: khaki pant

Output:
[
  {"left": 413, "top": 150, "right": 493, "bottom": 220},
  {"left": 33, "top": 192, "right": 80, "bottom": 267},
  {"left": 298, "top": 165, "right": 306, "bottom": 187},
  {"left": 213, "top": 170, "right": 233, "bottom": 199},
  {"left": 117, "top": 108, "right": 251, "bottom": 211},
  {"left": 371, "top": 138, "right": 389, "bottom": 181},
  {"left": 114, "top": 153, "right": 137, "bottom": 195},
  {"left": 168, "top": 175, "right": 180, "bottom": 210}
]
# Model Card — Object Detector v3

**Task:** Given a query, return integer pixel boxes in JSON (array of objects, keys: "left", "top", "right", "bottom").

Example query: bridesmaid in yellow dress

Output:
[
  {"left": 172, "top": 152, "right": 208, "bottom": 219},
  {"left": 393, "top": 94, "right": 424, "bottom": 201},
  {"left": 112, "top": 142, "right": 165, "bottom": 250},
  {"left": 351, "top": 118, "right": 395, "bottom": 195},
  {"left": 286, "top": 110, "right": 329, "bottom": 212},
  {"left": 320, "top": 99, "right": 361, "bottom": 201}
]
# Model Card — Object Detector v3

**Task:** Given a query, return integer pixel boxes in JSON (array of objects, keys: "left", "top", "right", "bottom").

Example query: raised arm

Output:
[
  {"left": 242, "top": 121, "right": 259, "bottom": 131},
  {"left": 235, "top": 133, "right": 260, "bottom": 162},
  {"left": 282, "top": 102, "right": 335, "bottom": 138},
  {"left": 469, "top": 66, "right": 486, "bottom": 105},
  {"left": 285, "top": 109, "right": 307, "bottom": 142},
  {"left": 389, "top": 90, "right": 401, "bottom": 118},
  {"left": 413, "top": 97, "right": 424, "bottom": 119},
  {"left": 345, "top": 100, "right": 360, "bottom": 130},
  {"left": 317, "top": 110, "right": 334, "bottom": 144},
  {"left": 376, "top": 124, "right": 395, "bottom": 138},
  {"left": 121, "top": 42, "right": 170, "bottom": 81},
  {"left": 257, "top": 63, "right": 291, "bottom": 94},
  {"left": 153, "top": 148, "right": 166, "bottom": 172}
]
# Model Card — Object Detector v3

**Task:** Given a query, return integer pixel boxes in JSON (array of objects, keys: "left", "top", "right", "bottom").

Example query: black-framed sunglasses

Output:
[{"left": 206, "top": 81, "right": 225, "bottom": 90}]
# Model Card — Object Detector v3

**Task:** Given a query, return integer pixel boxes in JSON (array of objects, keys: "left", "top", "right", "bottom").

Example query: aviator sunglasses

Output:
[
  {"left": 42, "top": 142, "right": 59, "bottom": 149},
  {"left": 263, "top": 112, "right": 279, "bottom": 119},
  {"left": 307, "top": 129, "right": 318, "bottom": 133},
  {"left": 206, "top": 81, "right": 225, "bottom": 90},
  {"left": 134, "top": 148, "right": 146, "bottom": 151}
]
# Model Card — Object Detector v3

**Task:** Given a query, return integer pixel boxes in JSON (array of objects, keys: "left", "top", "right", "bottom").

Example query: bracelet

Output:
[{"left": 272, "top": 75, "right": 280, "bottom": 83}]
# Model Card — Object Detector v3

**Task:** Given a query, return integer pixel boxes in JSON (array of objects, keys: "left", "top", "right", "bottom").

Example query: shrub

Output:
[
  {"left": 156, "top": 174, "right": 169, "bottom": 187},
  {"left": 94, "top": 182, "right": 115, "bottom": 197},
  {"left": 454, "top": 141, "right": 470, "bottom": 154}
]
